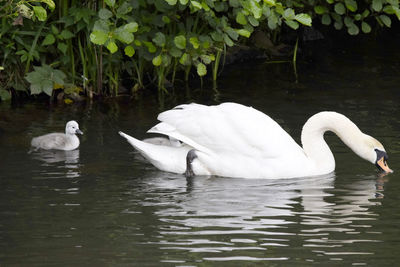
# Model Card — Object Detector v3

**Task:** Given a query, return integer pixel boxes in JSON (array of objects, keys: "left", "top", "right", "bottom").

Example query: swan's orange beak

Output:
[{"left": 376, "top": 157, "right": 393, "bottom": 174}]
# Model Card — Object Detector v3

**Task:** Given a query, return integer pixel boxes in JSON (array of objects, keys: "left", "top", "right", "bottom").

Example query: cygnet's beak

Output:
[
  {"left": 76, "top": 129, "right": 83, "bottom": 135},
  {"left": 376, "top": 157, "right": 393, "bottom": 174}
]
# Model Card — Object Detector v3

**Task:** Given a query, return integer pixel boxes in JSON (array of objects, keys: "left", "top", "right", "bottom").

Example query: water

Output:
[{"left": 1, "top": 38, "right": 400, "bottom": 265}]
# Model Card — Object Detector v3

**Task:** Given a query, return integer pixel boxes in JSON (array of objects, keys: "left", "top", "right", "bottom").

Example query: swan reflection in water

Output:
[
  {"left": 30, "top": 149, "right": 81, "bottom": 178},
  {"left": 131, "top": 171, "right": 388, "bottom": 263}
]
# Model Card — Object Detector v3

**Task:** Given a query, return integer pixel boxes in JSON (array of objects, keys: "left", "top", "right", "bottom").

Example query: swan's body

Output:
[
  {"left": 31, "top": 120, "right": 83, "bottom": 151},
  {"left": 119, "top": 103, "right": 391, "bottom": 179}
]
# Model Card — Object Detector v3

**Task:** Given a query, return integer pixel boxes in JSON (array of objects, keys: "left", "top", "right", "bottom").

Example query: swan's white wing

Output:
[
  {"left": 31, "top": 133, "right": 67, "bottom": 150},
  {"left": 148, "top": 103, "right": 304, "bottom": 159}
]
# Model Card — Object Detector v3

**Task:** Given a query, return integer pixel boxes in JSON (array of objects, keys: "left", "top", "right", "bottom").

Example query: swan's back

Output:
[{"left": 151, "top": 103, "right": 304, "bottom": 160}]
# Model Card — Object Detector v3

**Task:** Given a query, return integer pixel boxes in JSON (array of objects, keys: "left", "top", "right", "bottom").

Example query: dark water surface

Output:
[{"left": 1, "top": 39, "right": 400, "bottom": 266}]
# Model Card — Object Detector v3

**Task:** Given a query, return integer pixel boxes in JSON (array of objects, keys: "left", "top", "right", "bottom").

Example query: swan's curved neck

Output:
[{"left": 301, "top": 112, "right": 366, "bottom": 173}]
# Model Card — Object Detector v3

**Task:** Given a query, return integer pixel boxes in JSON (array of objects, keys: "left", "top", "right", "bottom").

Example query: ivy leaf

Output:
[
  {"left": 42, "top": 34, "right": 55, "bottom": 46},
  {"left": 174, "top": 35, "right": 186, "bottom": 49},
  {"left": 345, "top": 0, "right": 357, "bottom": 12},
  {"left": 295, "top": 13, "right": 312, "bottom": 26},
  {"left": 124, "top": 46, "right": 135, "bottom": 57},
  {"left": 33, "top": 6, "right": 47, "bottom": 21},
  {"left": 197, "top": 63, "right": 207, "bottom": 76},
  {"left": 90, "top": 30, "right": 108, "bottom": 45},
  {"left": 334, "top": 3, "right": 346, "bottom": 15},
  {"left": 107, "top": 41, "right": 118, "bottom": 53},
  {"left": 361, "top": 21, "right": 371, "bottom": 33}
]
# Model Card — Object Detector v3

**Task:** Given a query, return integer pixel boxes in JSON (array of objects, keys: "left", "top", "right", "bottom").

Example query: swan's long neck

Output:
[{"left": 301, "top": 112, "right": 369, "bottom": 174}]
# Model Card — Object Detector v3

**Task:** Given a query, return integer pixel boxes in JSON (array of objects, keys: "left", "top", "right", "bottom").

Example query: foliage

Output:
[{"left": 0, "top": 0, "right": 399, "bottom": 102}]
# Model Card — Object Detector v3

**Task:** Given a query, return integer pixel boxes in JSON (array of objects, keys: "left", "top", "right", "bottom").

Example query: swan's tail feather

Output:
[{"left": 118, "top": 131, "right": 188, "bottom": 173}]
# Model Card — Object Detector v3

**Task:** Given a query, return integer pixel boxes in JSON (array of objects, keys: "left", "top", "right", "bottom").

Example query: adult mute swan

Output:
[
  {"left": 31, "top": 120, "right": 83, "bottom": 151},
  {"left": 119, "top": 103, "right": 392, "bottom": 179}
]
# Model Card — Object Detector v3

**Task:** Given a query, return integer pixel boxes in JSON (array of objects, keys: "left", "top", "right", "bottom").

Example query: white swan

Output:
[
  {"left": 119, "top": 103, "right": 392, "bottom": 179},
  {"left": 31, "top": 120, "right": 83, "bottom": 151}
]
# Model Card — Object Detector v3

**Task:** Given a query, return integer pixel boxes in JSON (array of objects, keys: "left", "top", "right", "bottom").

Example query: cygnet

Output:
[{"left": 31, "top": 120, "right": 83, "bottom": 150}]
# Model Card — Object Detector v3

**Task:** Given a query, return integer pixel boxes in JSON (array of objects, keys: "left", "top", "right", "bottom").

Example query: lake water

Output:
[{"left": 1, "top": 37, "right": 400, "bottom": 265}]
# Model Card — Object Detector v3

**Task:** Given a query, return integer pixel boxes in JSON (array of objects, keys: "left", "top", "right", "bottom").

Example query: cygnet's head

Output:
[
  {"left": 362, "top": 135, "right": 392, "bottom": 174},
  {"left": 65, "top": 121, "right": 83, "bottom": 135}
]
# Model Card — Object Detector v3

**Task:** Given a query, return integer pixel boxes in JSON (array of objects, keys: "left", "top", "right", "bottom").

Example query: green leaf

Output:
[
  {"left": 334, "top": 20, "right": 343, "bottom": 30},
  {"left": 174, "top": 35, "right": 186, "bottom": 49},
  {"left": 42, "top": 34, "right": 55, "bottom": 46},
  {"left": 236, "top": 12, "right": 247, "bottom": 25},
  {"left": 372, "top": 0, "right": 382, "bottom": 12},
  {"left": 99, "top": 8, "right": 113, "bottom": 20},
  {"left": 314, "top": 6, "right": 326, "bottom": 15},
  {"left": 107, "top": 41, "right": 118, "bottom": 53},
  {"left": 165, "top": 0, "right": 177, "bottom": 4},
  {"left": 143, "top": 41, "right": 157, "bottom": 53},
  {"left": 249, "top": 0, "right": 262, "bottom": 19},
  {"left": 152, "top": 55, "right": 162, "bottom": 66},
  {"left": 153, "top": 32, "right": 166, "bottom": 47},
  {"left": 115, "top": 29, "right": 134, "bottom": 44},
  {"left": 57, "top": 42, "right": 68, "bottom": 54},
  {"left": 248, "top": 16, "right": 259, "bottom": 26},
  {"left": 180, "top": 0, "right": 189, "bottom": 4},
  {"left": 197, "top": 63, "right": 206, "bottom": 76},
  {"left": 179, "top": 53, "right": 190, "bottom": 65},
  {"left": 104, "top": 0, "right": 115, "bottom": 7},
  {"left": 124, "top": 46, "right": 135, "bottom": 57},
  {"left": 345, "top": 0, "right": 357, "bottom": 12},
  {"left": 60, "top": 29, "right": 74, "bottom": 40},
  {"left": 321, "top": 14, "right": 331, "bottom": 25},
  {"left": 379, "top": 14, "right": 391, "bottom": 27},
  {"left": 334, "top": 3, "right": 346, "bottom": 15},
  {"left": 33, "top": 6, "right": 47, "bottom": 21},
  {"left": 41, "top": 0, "right": 55, "bottom": 10},
  {"left": 361, "top": 21, "right": 371, "bottom": 33},
  {"left": 51, "top": 25, "right": 59, "bottom": 35},
  {"left": 295, "top": 13, "right": 312, "bottom": 26},
  {"left": 0, "top": 89, "right": 11, "bottom": 101},
  {"left": 169, "top": 47, "right": 182, "bottom": 57},
  {"left": 223, "top": 34, "right": 234, "bottom": 46},
  {"left": 347, "top": 24, "right": 359, "bottom": 35},
  {"left": 124, "top": 22, "right": 139, "bottom": 33},
  {"left": 189, "top": 37, "right": 200, "bottom": 49},
  {"left": 90, "top": 31, "right": 108, "bottom": 45},
  {"left": 283, "top": 8, "right": 295, "bottom": 20},
  {"left": 162, "top": 16, "right": 171, "bottom": 24},
  {"left": 285, "top": 20, "right": 299, "bottom": 30},
  {"left": 42, "top": 80, "right": 53, "bottom": 96},
  {"left": 236, "top": 29, "right": 251, "bottom": 38},
  {"left": 191, "top": 1, "right": 202, "bottom": 9}
]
